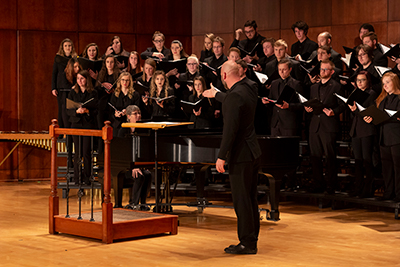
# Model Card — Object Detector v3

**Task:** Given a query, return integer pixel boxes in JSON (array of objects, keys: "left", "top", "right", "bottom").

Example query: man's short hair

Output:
[
  {"left": 291, "top": 21, "right": 309, "bottom": 35},
  {"left": 319, "top": 32, "right": 332, "bottom": 41},
  {"left": 278, "top": 58, "right": 292, "bottom": 69},
  {"left": 362, "top": 32, "right": 378, "bottom": 42},
  {"left": 235, "top": 59, "right": 248, "bottom": 70},
  {"left": 126, "top": 105, "right": 140, "bottom": 115},
  {"left": 228, "top": 47, "right": 241, "bottom": 57},
  {"left": 359, "top": 23, "right": 375, "bottom": 33},
  {"left": 213, "top": 36, "right": 225, "bottom": 47},
  {"left": 274, "top": 39, "right": 288, "bottom": 49},
  {"left": 318, "top": 45, "right": 332, "bottom": 54},
  {"left": 261, "top": 37, "right": 276, "bottom": 46},
  {"left": 321, "top": 59, "right": 334, "bottom": 69},
  {"left": 244, "top": 20, "right": 257, "bottom": 29}
]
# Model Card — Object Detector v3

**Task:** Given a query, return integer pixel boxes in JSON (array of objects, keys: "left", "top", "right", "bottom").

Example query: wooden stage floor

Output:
[{"left": 1, "top": 181, "right": 400, "bottom": 266}]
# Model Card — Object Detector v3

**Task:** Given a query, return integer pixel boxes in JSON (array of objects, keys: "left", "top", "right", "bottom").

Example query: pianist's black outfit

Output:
[
  {"left": 308, "top": 78, "right": 346, "bottom": 193},
  {"left": 140, "top": 47, "right": 171, "bottom": 60},
  {"left": 67, "top": 89, "right": 98, "bottom": 185},
  {"left": 378, "top": 93, "right": 400, "bottom": 201},
  {"left": 291, "top": 37, "right": 318, "bottom": 59},
  {"left": 109, "top": 91, "right": 140, "bottom": 136},
  {"left": 349, "top": 88, "right": 377, "bottom": 197},
  {"left": 218, "top": 78, "right": 261, "bottom": 253},
  {"left": 230, "top": 33, "right": 265, "bottom": 64}
]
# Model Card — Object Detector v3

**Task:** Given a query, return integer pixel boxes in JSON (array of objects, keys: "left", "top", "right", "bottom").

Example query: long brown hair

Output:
[
  {"left": 193, "top": 76, "right": 206, "bottom": 96},
  {"left": 126, "top": 51, "right": 142, "bottom": 74},
  {"left": 149, "top": 70, "right": 170, "bottom": 104},
  {"left": 142, "top": 58, "right": 156, "bottom": 81},
  {"left": 56, "top": 38, "right": 77, "bottom": 57},
  {"left": 114, "top": 72, "right": 135, "bottom": 99},
  {"left": 65, "top": 57, "right": 81, "bottom": 84},
  {"left": 376, "top": 72, "right": 400, "bottom": 107},
  {"left": 98, "top": 54, "right": 120, "bottom": 82},
  {"left": 82, "top": 43, "right": 99, "bottom": 60},
  {"left": 73, "top": 70, "right": 94, "bottom": 94}
]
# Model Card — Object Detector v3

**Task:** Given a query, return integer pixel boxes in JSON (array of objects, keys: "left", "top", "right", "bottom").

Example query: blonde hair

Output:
[
  {"left": 149, "top": 70, "right": 170, "bottom": 104},
  {"left": 274, "top": 39, "right": 288, "bottom": 49},
  {"left": 114, "top": 72, "right": 135, "bottom": 99},
  {"left": 57, "top": 38, "right": 77, "bottom": 57},
  {"left": 376, "top": 72, "right": 400, "bottom": 107}
]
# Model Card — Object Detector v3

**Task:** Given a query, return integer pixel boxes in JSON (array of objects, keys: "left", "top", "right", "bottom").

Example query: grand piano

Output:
[{"left": 100, "top": 126, "right": 299, "bottom": 221}]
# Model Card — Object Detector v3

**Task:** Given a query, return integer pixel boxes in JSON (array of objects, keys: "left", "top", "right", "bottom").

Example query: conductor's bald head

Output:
[{"left": 221, "top": 61, "right": 241, "bottom": 89}]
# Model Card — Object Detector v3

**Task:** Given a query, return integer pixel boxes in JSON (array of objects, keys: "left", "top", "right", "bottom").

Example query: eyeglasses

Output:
[
  {"left": 358, "top": 53, "right": 367, "bottom": 58},
  {"left": 320, "top": 68, "right": 332, "bottom": 72},
  {"left": 244, "top": 29, "right": 255, "bottom": 34},
  {"left": 213, "top": 46, "right": 222, "bottom": 49},
  {"left": 187, "top": 63, "right": 198, "bottom": 66}
]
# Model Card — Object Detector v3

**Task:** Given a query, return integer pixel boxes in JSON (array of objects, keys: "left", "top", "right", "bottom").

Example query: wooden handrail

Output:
[{"left": 49, "top": 119, "right": 114, "bottom": 243}]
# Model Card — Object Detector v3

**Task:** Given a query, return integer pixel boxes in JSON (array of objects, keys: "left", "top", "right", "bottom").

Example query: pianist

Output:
[{"left": 118, "top": 105, "right": 151, "bottom": 210}]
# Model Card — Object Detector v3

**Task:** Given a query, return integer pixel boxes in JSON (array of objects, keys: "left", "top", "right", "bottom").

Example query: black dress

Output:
[
  {"left": 109, "top": 90, "right": 140, "bottom": 135},
  {"left": 188, "top": 94, "right": 213, "bottom": 129}
]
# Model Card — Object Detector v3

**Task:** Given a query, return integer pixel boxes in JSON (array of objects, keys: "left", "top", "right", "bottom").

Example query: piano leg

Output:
[{"left": 260, "top": 172, "right": 281, "bottom": 221}]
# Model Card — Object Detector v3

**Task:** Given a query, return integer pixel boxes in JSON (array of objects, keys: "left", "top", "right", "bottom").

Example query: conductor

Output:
[{"left": 204, "top": 61, "right": 261, "bottom": 254}]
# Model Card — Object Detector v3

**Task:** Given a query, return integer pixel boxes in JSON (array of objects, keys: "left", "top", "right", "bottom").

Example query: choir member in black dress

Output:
[
  {"left": 230, "top": 20, "right": 265, "bottom": 64},
  {"left": 304, "top": 60, "right": 346, "bottom": 194},
  {"left": 352, "top": 45, "right": 381, "bottom": 94},
  {"left": 117, "top": 105, "right": 151, "bottom": 210},
  {"left": 97, "top": 55, "right": 121, "bottom": 129},
  {"left": 136, "top": 58, "right": 156, "bottom": 87},
  {"left": 188, "top": 76, "right": 214, "bottom": 129},
  {"left": 66, "top": 70, "right": 98, "bottom": 185},
  {"left": 104, "top": 36, "right": 130, "bottom": 69},
  {"left": 175, "top": 54, "right": 200, "bottom": 101},
  {"left": 110, "top": 72, "right": 140, "bottom": 136},
  {"left": 253, "top": 38, "right": 276, "bottom": 73},
  {"left": 200, "top": 33, "right": 215, "bottom": 62},
  {"left": 362, "top": 32, "right": 388, "bottom": 67},
  {"left": 306, "top": 32, "right": 342, "bottom": 71},
  {"left": 165, "top": 40, "right": 189, "bottom": 99},
  {"left": 364, "top": 72, "right": 400, "bottom": 201},
  {"left": 143, "top": 70, "right": 175, "bottom": 118},
  {"left": 82, "top": 43, "right": 100, "bottom": 61},
  {"left": 347, "top": 71, "right": 378, "bottom": 197},
  {"left": 126, "top": 51, "right": 142, "bottom": 76},
  {"left": 51, "top": 38, "right": 77, "bottom": 128},
  {"left": 291, "top": 21, "right": 318, "bottom": 60},
  {"left": 140, "top": 31, "right": 171, "bottom": 60},
  {"left": 349, "top": 23, "right": 376, "bottom": 69}
]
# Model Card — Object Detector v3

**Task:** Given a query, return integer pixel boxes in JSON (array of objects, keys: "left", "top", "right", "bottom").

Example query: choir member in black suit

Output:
[
  {"left": 66, "top": 70, "right": 98, "bottom": 185},
  {"left": 230, "top": 20, "right": 265, "bottom": 64},
  {"left": 304, "top": 60, "right": 346, "bottom": 194},
  {"left": 306, "top": 32, "right": 342, "bottom": 71},
  {"left": 97, "top": 55, "right": 121, "bottom": 129},
  {"left": 253, "top": 38, "right": 276, "bottom": 73},
  {"left": 347, "top": 71, "right": 378, "bottom": 197},
  {"left": 362, "top": 32, "right": 388, "bottom": 67},
  {"left": 126, "top": 51, "right": 142, "bottom": 76},
  {"left": 262, "top": 58, "right": 304, "bottom": 136},
  {"left": 187, "top": 76, "right": 214, "bottom": 129},
  {"left": 142, "top": 70, "right": 175, "bottom": 118},
  {"left": 291, "top": 21, "right": 318, "bottom": 60},
  {"left": 364, "top": 72, "right": 400, "bottom": 201},
  {"left": 117, "top": 105, "right": 151, "bottom": 210},
  {"left": 213, "top": 61, "right": 261, "bottom": 254},
  {"left": 104, "top": 36, "right": 130, "bottom": 69},
  {"left": 140, "top": 31, "right": 171, "bottom": 60},
  {"left": 200, "top": 33, "right": 215, "bottom": 62},
  {"left": 110, "top": 72, "right": 140, "bottom": 136},
  {"left": 264, "top": 39, "right": 304, "bottom": 82},
  {"left": 52, "top": 38, "right": 77, "bottom": 128},
  {"left": 176, "top": 55, "right": 200, "bottom": 101}
]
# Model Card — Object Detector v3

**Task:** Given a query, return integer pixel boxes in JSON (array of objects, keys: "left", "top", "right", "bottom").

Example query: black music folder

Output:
[
  {"left": 148, "top": 95, "right": 175, "bottom": 102},
  {"left": 347, "top": 89, "right": 370, "bottom": 105},
  {"left": 134, "top": 82, "right": 149, "bottom": 95},
  {"left": 383, "top": 43, "right": 400, "bottom": 58},
  {"left": 115, "top": 55, "right": 129, "bottom": 67},
  {"left": 132, "top": 71, "right": 143, "bottom": 80},
  {"left": 343, "top": 46, "right": 355, "bottom": 54},
  {"left": 78, "top": 57, "right": 103, "bottom": 72},
  {"left": 237, "top": 43, "right": 259, "bottom": 57},
  {"left": 266, "top": 85, "right": 296, "bottom": 105},
  {"left": 303, "top": 98, "right": 325, "bottom": 115},
  {"left": 359, "top": 105, "right": 390, "bottom": 125},
  {"left": 255, "top": 70, "right": 280, "bottom": 85},
  {"left": 301, "top": 61, "right": 321, "bottom": 77},
  {"left": 176, "top": 79, "right": 194, "bottom": 86},
  {"left": 157, "top": 58, "right": 187, "bottom": 73},
  {"left": 180, "top": 98, "right": 208, "bottom": 113}
]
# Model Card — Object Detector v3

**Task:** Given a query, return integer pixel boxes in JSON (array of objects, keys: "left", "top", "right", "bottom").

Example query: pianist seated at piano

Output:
[
  {"left": 116, "top": 105, "right": 151, "bottom": 210},
  {"left": 142, "top": 70, "right": 175, "bottom": 119},
  {"left": 187, "top": 76, "right": 214, "bottom": 129},
  {"left": 109, "top": 72, "right": 140, "bottom": 136}
]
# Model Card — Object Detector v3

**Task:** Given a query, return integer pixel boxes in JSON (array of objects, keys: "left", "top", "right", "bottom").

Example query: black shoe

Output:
[{"left": 224, "top": 244, "right": 257, "bottom": 255}]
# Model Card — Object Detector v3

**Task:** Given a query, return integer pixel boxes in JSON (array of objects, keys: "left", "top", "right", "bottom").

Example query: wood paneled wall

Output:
[
  {"left": 191, "top": 0, "right": 399, "bottom": 62},
  {"left": 0, "top": 0, "right": 192, "bottom": 181}
]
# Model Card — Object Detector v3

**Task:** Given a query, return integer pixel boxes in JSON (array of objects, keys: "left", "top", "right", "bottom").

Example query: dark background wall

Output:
[{"left": 1, "top": 0, "right": 399, "bottom": 181}]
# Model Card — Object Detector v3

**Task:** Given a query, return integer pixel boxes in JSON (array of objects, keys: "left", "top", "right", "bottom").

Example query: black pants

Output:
[
  {"left": 72, "top": 134, "right": 92, "bottom": 184},
  {"left": 229, "top": 158, "right": 260, "bottom": 249},
  {"left": 125, "top": 169, "right": 152, "bottom": 205},
  {"left": 380, "top": 143, "right": 400, "bottom": 199}
]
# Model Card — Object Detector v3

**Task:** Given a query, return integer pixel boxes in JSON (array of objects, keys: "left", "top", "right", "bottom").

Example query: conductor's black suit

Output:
[{"left": 217, "top": 78, "right": 262, "bottom": 250}]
